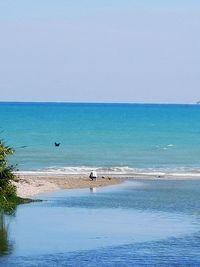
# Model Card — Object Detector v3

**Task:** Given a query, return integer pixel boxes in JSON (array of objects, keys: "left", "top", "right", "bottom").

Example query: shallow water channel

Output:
[{"left": 1, "top": 180, "right": 200, "bottom": 266}]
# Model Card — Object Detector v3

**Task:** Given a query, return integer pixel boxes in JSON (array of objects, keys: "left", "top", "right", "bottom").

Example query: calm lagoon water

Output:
[{"left": 1, "top": 180, "right": 200, "bottom": 266}]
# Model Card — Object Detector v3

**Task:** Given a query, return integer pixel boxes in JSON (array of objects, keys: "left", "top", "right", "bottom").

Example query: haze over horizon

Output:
[
  {"left": 0, "top": 100, "right": 199, "bottom": 105},
  {"left": 0, "top": 1, "right": 199, "bottom": 104}
]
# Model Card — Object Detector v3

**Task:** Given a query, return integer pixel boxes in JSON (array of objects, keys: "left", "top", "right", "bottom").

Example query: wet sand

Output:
[
  {"left": 13, "top": 175, "right": 123, "bottom": 198},
  {"left": 13, "top": 171, "right": 200, "bottom": 198}
]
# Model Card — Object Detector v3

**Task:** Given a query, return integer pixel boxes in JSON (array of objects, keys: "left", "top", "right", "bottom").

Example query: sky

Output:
[{"left": 0, "top": 1, "right": 200, "bottom": 103}]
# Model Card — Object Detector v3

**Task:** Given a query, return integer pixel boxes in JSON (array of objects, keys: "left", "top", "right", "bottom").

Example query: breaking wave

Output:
[{"left": 16, "top": 166, "right": 200, "bottom": 177}]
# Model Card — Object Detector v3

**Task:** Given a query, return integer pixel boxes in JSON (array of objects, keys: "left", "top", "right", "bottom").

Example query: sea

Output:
[
  {"left": 1, "top": 102, "right": 200, "bottom": 266},
  {"left": 0, "top": 102, "right": 200, "bottom": 176}
]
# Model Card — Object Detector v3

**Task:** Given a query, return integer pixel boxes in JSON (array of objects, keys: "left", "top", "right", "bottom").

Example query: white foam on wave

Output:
[
  {"left": 16, "top": 166, "right": 200, "bottom": 177},
  {"left": 167, "top": 144, "right": 174, "bottom": 147},
  {"left": 154, "top": 144, "right": 175, "bottom": 150}
]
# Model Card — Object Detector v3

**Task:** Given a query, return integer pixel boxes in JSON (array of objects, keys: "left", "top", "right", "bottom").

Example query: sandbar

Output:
[
  {"left": 13, "top": 171, "right": 200, "bottom": 198},
  {"left": 13, "top": 174, "right": 123, "bottom": 198}
]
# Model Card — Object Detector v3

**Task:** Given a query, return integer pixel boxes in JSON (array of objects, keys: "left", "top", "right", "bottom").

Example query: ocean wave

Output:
[
  {"left": 16, "top": 166, "right": 200, "bottom": 177},
  {"left": 154, "top": 144, "right": 175, "bottom": 150}
]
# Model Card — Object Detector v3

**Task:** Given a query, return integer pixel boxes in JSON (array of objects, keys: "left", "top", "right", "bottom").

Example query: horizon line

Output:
[{"left": 0, "top": 100, "right": 198, "bottom": 105}]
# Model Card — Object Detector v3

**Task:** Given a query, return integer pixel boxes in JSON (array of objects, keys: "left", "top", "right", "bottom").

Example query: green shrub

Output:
[
  {"left": 2, "top": 184, "right": 17, "bottom": 198},
  {"left": 0, "top": 141, "right": 18, "bottom": 212}
]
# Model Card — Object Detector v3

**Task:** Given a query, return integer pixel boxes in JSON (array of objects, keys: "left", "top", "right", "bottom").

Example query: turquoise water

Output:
[
  {"left": 1, "top": 102, "right": 200, "bottom": 174},
  {"left": 1, "top": 180, "right": 200, "bottom": 266},
  {"left": 1, "top": 103, "right": 200, "bottom": 266}
]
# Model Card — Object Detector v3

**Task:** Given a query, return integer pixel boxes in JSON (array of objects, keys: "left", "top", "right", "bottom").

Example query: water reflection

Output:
[
  {"left": 0, "top": 212, "right": 13, "bottom": 256},
  {"left": 90, "top": 187, "right": 97, "bottom": 193}
]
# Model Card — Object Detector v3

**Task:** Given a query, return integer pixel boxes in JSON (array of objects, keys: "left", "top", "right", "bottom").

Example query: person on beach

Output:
[{"left": 89, "top": 170, "right": 97, "bottom": 181}]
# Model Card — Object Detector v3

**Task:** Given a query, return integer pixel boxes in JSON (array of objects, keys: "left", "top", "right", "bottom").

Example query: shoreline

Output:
[
  {"left": 13, "top": 171, "right": 200, "bottom": 198},
  {"left": 13, "top": 174, "right": 123, "bottom": 198},
  {"left": 15, "top": 170, "right": 200, "bottom": 179}
]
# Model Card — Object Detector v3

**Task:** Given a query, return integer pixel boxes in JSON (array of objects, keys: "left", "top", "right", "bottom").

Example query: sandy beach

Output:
[
  {"left": 13, "top": 171, "right": 200, "bottom": 198},
  {"left": 13, "top": 174, "right": 123, "bottom": 198}
]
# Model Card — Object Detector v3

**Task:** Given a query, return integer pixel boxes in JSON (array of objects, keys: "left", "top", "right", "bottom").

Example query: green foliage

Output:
[
  {"left": 0, "top": 140, "right": 30, "bottom": 213},
  {"left": 3, "top": 184, "right": 16, "bottom": 198},
  {"left": 0, "top": 140, "right": 16, "bottom": 190},
  {"left": 0, "top": 163, "right": 15, "bottom": 189},
  {"left": 0, "top": 140, "right": 15, "bottom": 191},
  {"left": 0, "top": 140, "right": 32, "bottom": 213},
  {"left": 0, "top": 141, "right": 32, "bottom": 255},
  {"left": 0, "top": 141, "right": 14, "bottom": 162},
  {"left": 0, "top": 194, "right": 30, "bottom": 214}
]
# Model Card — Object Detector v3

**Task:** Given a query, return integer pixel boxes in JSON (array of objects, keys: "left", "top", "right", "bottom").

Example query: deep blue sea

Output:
[{"left": 0, "top": 102, "right": 200, "bottom": 175}]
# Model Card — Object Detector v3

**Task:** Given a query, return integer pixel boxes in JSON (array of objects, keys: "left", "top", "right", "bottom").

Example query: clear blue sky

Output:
[{"left": 0, "top": 1, "right": 199, "bottom": 103}]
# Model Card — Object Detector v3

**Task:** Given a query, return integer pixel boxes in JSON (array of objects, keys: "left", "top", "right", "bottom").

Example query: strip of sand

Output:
[
  {"left": 13, "top": 171, "right": 200, "bottom": 198},
  {"left": 13, "top": 175, "right": 123, "bottom": 198}
]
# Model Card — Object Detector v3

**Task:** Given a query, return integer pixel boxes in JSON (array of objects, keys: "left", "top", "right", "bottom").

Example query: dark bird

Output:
[{"left": 54, "top": 142, "right": 60, "bottom": 147}]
